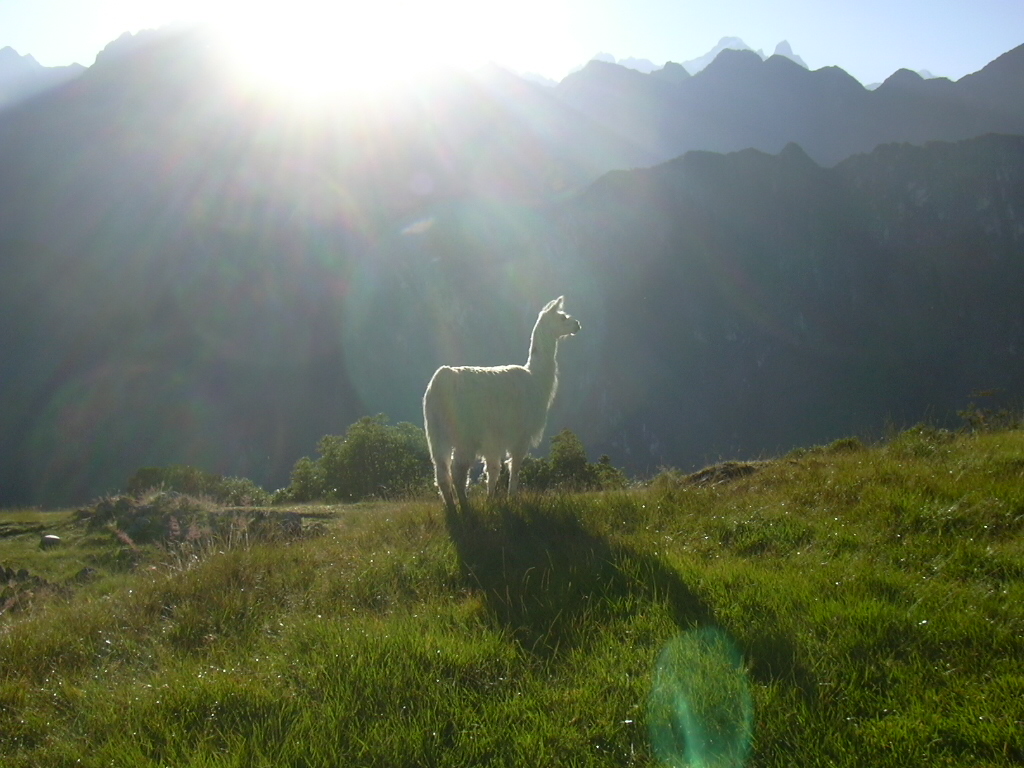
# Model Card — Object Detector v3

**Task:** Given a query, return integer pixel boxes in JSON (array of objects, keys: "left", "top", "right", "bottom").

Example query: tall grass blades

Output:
[{"left": 1, "top": 427, "right": 1023, "bottom": 766}]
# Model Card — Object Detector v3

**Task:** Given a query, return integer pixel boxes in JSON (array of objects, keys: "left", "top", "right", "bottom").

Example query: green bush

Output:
[
  {"left": 281, "top": 415, "right": 433, "bottom": 503},
  {"left": 958, "top": 402, "right": 1023, "bottom": 432},
  {"left": 281, "top": 423, "right": 624, "bottom": 502},
  {"left": 216, "top": 476, "right": 272, "bottom": 506},
  {"left": 126, "top": 465, "right": 221, "bottom": 498},
  {"left": 76, "top": 491, "right": 303, "bottom": 548},
  {"left": 283, "top": 456, "right": 325, "bottom": 503},
  {"left": 519, "top": 429, "right": 628, "bottom": 492},
  {"left": 126, "top": 465, "right": 270, "bottom": 506}
]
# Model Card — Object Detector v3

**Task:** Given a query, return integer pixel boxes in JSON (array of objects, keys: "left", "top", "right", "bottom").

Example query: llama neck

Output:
[{"left": 526, "top": 329, "right": 559, "bottom": 402}]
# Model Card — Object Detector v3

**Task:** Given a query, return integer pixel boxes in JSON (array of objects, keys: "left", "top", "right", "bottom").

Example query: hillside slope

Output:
[{"left": 2, "top": 426, "right": 1023, "bottom": 766}]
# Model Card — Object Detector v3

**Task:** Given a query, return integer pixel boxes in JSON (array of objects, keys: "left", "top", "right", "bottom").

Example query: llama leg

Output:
[
  {"left": 451, "top": 451, "right": 473, "bottom": 512},
  {"left": 507, "top": 453, "right": 525, "bottom": 496},
  {"left": 483, "top": 455, "right": 503, "bottom": 498},
  {"left": 435, "top": 457, "right": 457, "bottom": 513}
]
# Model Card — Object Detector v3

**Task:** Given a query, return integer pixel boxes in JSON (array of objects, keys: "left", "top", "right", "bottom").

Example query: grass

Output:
[{"left": 1, "top": 426, "right": 1023, "bottom": 766}]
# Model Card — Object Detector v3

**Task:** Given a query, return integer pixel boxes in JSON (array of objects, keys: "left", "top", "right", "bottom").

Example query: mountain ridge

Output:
[
  {"left": 0, "top": 45, "right": 84, "bottom": 108},
  {"left": 554, "top": 42, "right": 1024, "bottom": 166}
]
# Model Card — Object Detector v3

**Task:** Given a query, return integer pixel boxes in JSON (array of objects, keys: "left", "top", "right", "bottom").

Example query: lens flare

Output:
[{"left": 648, "top": 628, "right": 754, "bottom": 768}]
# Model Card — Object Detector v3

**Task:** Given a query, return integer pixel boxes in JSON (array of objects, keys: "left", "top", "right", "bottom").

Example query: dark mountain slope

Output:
[
  {"left": 544, "top": 135, "right": 1024, "bottom": 470},
  {"left": 554, "top": 45, "right": 1024, "bottom": 166}
]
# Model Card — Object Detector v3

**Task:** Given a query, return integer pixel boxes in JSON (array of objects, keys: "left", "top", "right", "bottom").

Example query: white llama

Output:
[{"left": 423, "top": 296, "right": 581, "bottom": 512}]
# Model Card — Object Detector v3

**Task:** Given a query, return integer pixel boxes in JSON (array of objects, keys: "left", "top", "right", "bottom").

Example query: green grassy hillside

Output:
[{"left": 2, "top": 426, "right": 1023, "bottom": 767}]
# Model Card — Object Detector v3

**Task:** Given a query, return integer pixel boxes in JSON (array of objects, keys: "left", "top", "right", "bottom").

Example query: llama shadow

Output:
[
  {"left": 443, "top": 497, "right": 715, "bottom": 657},
  {"left": 443, "top": 497, "right": 818, "bottom": 700}
]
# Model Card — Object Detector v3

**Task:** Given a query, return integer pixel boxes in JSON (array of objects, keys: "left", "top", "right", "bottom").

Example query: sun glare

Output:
[{"left": 201, "top": 0, "right": 506, "bottom": 100}]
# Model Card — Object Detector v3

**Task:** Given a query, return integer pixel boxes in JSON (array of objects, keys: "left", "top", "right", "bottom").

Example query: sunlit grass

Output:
[{"left": 2, "top": 427, "right": 1023, "bottom": 766}]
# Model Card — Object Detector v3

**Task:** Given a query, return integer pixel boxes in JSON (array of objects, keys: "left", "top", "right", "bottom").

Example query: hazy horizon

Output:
[{"left": 0, "top": 0, "right": 1021, "bottom": 88}]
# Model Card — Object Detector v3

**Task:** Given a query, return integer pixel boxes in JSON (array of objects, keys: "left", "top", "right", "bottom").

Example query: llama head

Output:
[{"left": 538, "top": 296, "right": 581, "bottom": 339}]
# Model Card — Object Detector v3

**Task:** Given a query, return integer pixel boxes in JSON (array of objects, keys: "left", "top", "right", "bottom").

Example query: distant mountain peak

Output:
[
  {"left": 714, "top": 36, "right": 749, "bottom": 52},
  {"left": 0, "top": 44, "right": 83, "bottom": 108},
  {"left": 779, "top": 142, "right": 817, "bottom": 167},
  {"left": 521, "top": 71, "right": 558, "bottom": 87},
  {"left": 94, "top": 28, "right": 173, "bottom": 66},
  {"left": 698, "top": 47, "right": 764, "bottom": 78},
  {"left": 588, "top": 52, "right": 661, "bottom": 74},
  {"left": 0, "top": 46, "right": 40, "bottom": 71},
  {"left": 682, "top": 37, "right": 755, "bottom": 74},
  {"left": 649, "top": 61, "right": 691, "bottom": 84},
  {"left": 773, "top": 41, "right": 808, "bottom": 69},
  {"left": 878, "top": 67, "right": 926, "bottom": 90},
  {"left": 567, "top": 57, "right": 656, "bottom": 89},
  {"left": 618, "top": 56, "right": 660, "bottom": 74},
  {"left": 582, "top": 38, "right": 808, "bottom": 80},
  {"left": 683, "top": 38, "right": 810, "bottom": 75}
]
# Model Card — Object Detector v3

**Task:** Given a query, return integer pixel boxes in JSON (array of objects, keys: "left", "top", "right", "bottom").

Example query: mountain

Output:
[
  {"left": 588, "top": 52, "right": 661, "bottom": 74},
  {"left": 1, "top": 29, "right": 1023, "bottom": 505},
  {"left": 773, "top": 40, "right": 807, "bottom": 69},
  {"left": 617, "top": 56, "right": 661, "bottom": 74},
  {"left": 520, "top": 71, "right": 558, "bottom": 87},
  {"left": 554, "top": 44, "right": 1024, "bottom": 166},
  {"left": 649, "top": 61, "right": 690, "bottom": 84},
  {"left": 589, "top": 38, "right": 807, "bottom": 78},
  {"left": 681, "top": 37, "right": 762, "bottom": 74},
  {"left": 542, "top": 135, "right": 1024, "bottom": 469},
  {"left": 866, "top": 70, "right": 942, "bottom": 90},
  {"left": 0, "top": 46, "right": 84, "bottom": 109}
]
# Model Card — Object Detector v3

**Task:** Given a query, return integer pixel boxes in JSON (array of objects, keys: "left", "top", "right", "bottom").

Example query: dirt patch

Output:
[{"left": 684, "top": 461, "right": 765, "bottom": 487}]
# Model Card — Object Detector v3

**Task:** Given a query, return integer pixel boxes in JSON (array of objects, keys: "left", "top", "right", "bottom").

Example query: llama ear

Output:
[{"left": 542, "top": 297, "right": 563, "bottom": 312}]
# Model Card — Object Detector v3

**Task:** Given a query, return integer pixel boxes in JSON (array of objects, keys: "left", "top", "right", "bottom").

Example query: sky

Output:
[{"left": 0, "top": 0, "right": 1022, "bottom": 87}]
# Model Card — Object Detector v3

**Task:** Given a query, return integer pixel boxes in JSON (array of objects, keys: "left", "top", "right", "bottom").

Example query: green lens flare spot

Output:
[{"left": 648, "top": 627, "right": 754, "bottom": 768}]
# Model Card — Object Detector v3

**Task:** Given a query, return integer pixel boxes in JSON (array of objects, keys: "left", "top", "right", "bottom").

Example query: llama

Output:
[{"left": 423, "top": 296, "right": 581, "bottom": 513}]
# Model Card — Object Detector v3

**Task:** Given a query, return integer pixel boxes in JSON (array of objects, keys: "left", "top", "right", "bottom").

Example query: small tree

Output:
[
  {"left": 549, "top": 429, "right": 593, "bottom": 489},
  {"left": 519, "top": 429, "right": 628, "bottom": 492},
  {"left": 593, "top": 454, "right": 629, "bottom": 491},
  {"left": 285, "top": 456, "right": 326, "bottom": 502},
  {"left": 286, "top": 415, "right": 433, "bottom": 503},
  {"left": 517, "top": 454, "right": 553, "bottom": 491}
]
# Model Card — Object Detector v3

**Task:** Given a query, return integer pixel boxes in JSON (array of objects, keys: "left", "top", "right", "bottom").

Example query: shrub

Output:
[
  {"left": 593, "top": 454, "right": 630, "bottom": 490},
  {"left": 284, "top": 456, "right": 325, "bottom": 503},
  {"left": 825, "top": 436, "right": 866, "bottom": 453},
  {"left": 216, "top": 476, "right": 272, "bottom": 507},
  {"left": 77, "top": 491, "right": 219, "bottom": 545},
  {"left": 281, "top": 415, "right": 433, "bottom": 503},
  {"left": 959, "top": 402, "right": 1022, "bottom": 432},
  {"left": 519, "top": 429, "right": 628, "bottom": 492},
  {"left": 76, "top": 492, "right": 304, "bottom": 548},
  {"left": 127, "top": 465, "right": 221, "bottom": 498},
  {"left": 887, "top": 424, "right": 956, "bottom": 459},
  {"left": 126, "top": 465, "right": 270, "bottom": 506}
]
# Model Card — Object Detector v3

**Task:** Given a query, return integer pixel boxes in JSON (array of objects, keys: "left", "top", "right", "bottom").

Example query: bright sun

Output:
[{"left": 199, "top": 0, "right": 511, "bottom": 99}]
